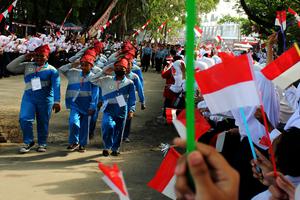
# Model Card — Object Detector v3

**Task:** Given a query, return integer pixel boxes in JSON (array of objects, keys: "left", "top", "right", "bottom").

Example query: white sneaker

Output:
[{"left": 19, "top": 141, "right": 35, "bottom": 153}]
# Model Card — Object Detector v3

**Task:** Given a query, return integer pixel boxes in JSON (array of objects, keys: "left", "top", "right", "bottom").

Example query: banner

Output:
[{"left": 88, "top": 0, "right": 119, "bottom": 37}]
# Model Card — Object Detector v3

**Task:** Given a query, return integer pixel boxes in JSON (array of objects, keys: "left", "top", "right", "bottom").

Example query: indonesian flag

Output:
[
  {"left": 195, "top": 54, "right": 260, "bottom": 114},
  {"left": 98, "top": 163, "right": 130, "bottom": 200},
  {"left": 288, "top": 8, "right": 300, "bottom": 28},
  {"left": 194, "top": 26, "right": 203, "bottom": 38},
  {"left": 261, "top": 44, "right": 300, "bottom": 89},
  {"left": 215, "top": 35, "right": 223, "bottom": 43},
  {"left": 148, "top": 147, "right": 180, "bottom": 200},
  {"left": 157, "top": 20, "right": 168, "bottom": 33},
  {"left": 166, "top": 108, "right": 211, "bottom": 140},
  {"left": 275, "top": 10, "right": 287, "bottom": 30},
  {"left": 218, "top": 52, "right": 235, "bottom": 62}
]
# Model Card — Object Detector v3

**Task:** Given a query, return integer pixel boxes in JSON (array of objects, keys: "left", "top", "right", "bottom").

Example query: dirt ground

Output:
[{"left": 0, "top": 71, "right": 178, "bottom": 200}]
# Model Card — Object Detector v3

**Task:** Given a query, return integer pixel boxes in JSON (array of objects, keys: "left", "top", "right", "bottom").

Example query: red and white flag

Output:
[
  {"left": 157, "top": 20, "right": 168, "bottom": 33},
  {"left": 288, "top": 8, "right": 300, "bottom": 28},
  {"left": 195, "top": 54, "right": 260, "bottom": 114},
  {"left": 261, "top": 43, "right": 300, "bottom": 89},
  {"left": 166, "top": 109, "right": 211, "bottom": 140},
  {"left": 218, "top": 52, "right": 235, "bottom": 62},
  {"left": 132, "top": 20, "right": 151, "bottom": 37},
  {"left": 167, "top": 28, "right": 172, "bottom": 34},
  {"left": 98, "top": 163, "right": 130, "bottom": 200},
  {"left": 215, "top": 35, "right": 223, "bottom": 43},
  {"left": 0, "top": 0, "right": 18, "bottom": 23},
  {"left": 148, "top": 147, "right": 180, "bottom": 200},
  {"left": 275, "top": 10, "right": 287, "bottom": 30},
  {"left": 194, "top": 26, "right": 203, "bottom": 38}
]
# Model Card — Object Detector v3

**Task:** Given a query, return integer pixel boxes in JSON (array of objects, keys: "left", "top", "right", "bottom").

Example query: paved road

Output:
[{"left": 0, "top": 71, "right": 177, "bottom": 200}]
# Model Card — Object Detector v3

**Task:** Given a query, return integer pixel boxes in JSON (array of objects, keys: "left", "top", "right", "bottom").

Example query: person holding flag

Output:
[{"left": 7, "top": 44, "right": 61, "bottom": 153}]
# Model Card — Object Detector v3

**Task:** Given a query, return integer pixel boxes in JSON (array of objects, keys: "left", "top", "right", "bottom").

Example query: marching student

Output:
[
  {"left": 89, "top": 58, "right": 136, "bottom": 156},
  {"left": 7, "top": 44, "right": 61, "bottom": 153},
  {"left": 59, "top": 49, "right": 99, "bottom": 152},
  {"left": 123, "top": 56, "right": 146, "bottom": 142}
]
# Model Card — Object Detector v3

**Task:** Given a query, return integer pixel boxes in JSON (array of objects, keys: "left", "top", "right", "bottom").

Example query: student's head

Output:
[
  {"left": 114, "top": 58, "right": 128, "bottom": 77},
  {"left": 80, "top": 49, "right": 96, "bottom": 74},
  {"left": 274, "top": 127, "right": 300, "bottom": 177},
  {"left": 34, "top": 45, "right": 50, "bottom": 66}
]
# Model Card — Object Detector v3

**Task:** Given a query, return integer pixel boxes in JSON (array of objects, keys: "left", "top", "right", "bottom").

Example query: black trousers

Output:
[{"left": 155, "top": 58, "right": 163, "bottom": 72}]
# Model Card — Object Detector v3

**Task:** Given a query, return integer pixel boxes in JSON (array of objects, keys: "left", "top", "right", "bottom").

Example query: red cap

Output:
[
  {"left": 80, "top": 49, "right": 97, "bottom": 66},
  {"left": 94, "top": 41, "right": 104, "bottom": 54},
  {"left": 114, "top": 58, "right": 128, "bottom": 69},
  {"left": 34, "top": 44, "right": 50, "bottom": 58},
  {"left": 85, "top": 48, "right": 97, "bottom": 58}
]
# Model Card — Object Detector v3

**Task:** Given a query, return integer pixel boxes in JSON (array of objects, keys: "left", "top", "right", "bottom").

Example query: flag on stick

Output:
[
  {"left": 166, "top": 109, "right": 210, "bottom": 141},
  {"left": 275, "top": 10, "right": 287, "bottom": 30},
  {"left": 148, "top": 147, "right": 180, "bottom": 200},
  {"left": 261, "top": 43, "right": 300, "bottom": 89},
  {"left": 98, "top": 163, "right": 130, "bottom": 200},
  {"left": 195, "top": 54, "right": 260, "bottom": 114}
]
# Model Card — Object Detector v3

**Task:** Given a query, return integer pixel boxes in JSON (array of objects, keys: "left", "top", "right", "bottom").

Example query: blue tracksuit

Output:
[
  {"left": 89, "top": 72, "right": 136, "bottom": 151},
  {"left": 59, "top": 63, "right": 99, "bottom": 146},
  {"left": 123, "top": 72, "right": 145, "bottom": 139},
  {"left": 7, "top": 55, "right": 60, "bottom": 146},
  {"left": 132, "top": 63, "right": 144, "bottom": 87}
]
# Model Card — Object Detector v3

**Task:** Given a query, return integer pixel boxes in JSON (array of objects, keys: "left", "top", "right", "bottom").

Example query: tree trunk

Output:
[{"left": 120, "top": 0, "right": 128, "bottom": 40}]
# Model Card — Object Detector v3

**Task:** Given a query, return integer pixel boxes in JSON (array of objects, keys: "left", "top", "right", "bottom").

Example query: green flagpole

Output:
[{"left": 185, "top": 0, "right": 196, "bottom": 153}]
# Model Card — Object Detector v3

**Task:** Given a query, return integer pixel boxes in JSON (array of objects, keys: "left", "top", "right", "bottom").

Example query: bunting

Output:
[
  {"left": 157, "top": 20, "right": 168, "bottom": 33},
  {"left": 132, "top": 19, "right": 151, "bottom": 37},
  {"left": 99, "top": 13, "right": 121, "bottom": 33},
  {"left": 0, "top": 0, "right": 18, "bottom": 23}
]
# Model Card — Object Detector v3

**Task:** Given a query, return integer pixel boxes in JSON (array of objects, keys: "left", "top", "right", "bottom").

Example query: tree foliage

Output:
[
  {"left": 234, "top": 0, "right": 300, "bottom": 52},
  {"left": 0, "top": 0, "right": 220, "bottom": 39},
  {"left": 217, "top": 15, "right": 253, "bottom": 36}
]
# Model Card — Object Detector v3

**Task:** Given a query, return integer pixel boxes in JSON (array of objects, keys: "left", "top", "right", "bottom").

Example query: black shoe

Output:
[
  {"left": 111, "top": 151, "right": 120, "bottom": 156},
  {"left": 102, "top": 150, "right": 109, "bottom": 157},
  {"left": 19, "top": 141, "right": 35, "bottom": 153},
  {"left": 67, "top": 143, "right": 79, "bottom": 152},
  {"left": 78, "top": 145, "right": 86, "bottom": 153}
]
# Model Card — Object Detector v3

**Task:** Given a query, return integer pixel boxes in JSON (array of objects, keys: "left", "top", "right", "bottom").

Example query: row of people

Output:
[{"left": 7, "top": 39, "right": 146, "bottom": 157}]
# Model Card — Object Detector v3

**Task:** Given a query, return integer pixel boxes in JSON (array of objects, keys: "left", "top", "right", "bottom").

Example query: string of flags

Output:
[
  {"left": 0, "top": 0, "right": 18, "bottom": 23},
  {"left": 131, "top": 19, "right": 151, "bottom": 37},
  {"left": 99, "top": 13, "right": 121, "bottom": 33},
  {"left": 157, "top": 20, "right": 168, "bottom": 33},
  {"left": 288, "top": 8, "right": 300, "bottom": 28}
]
